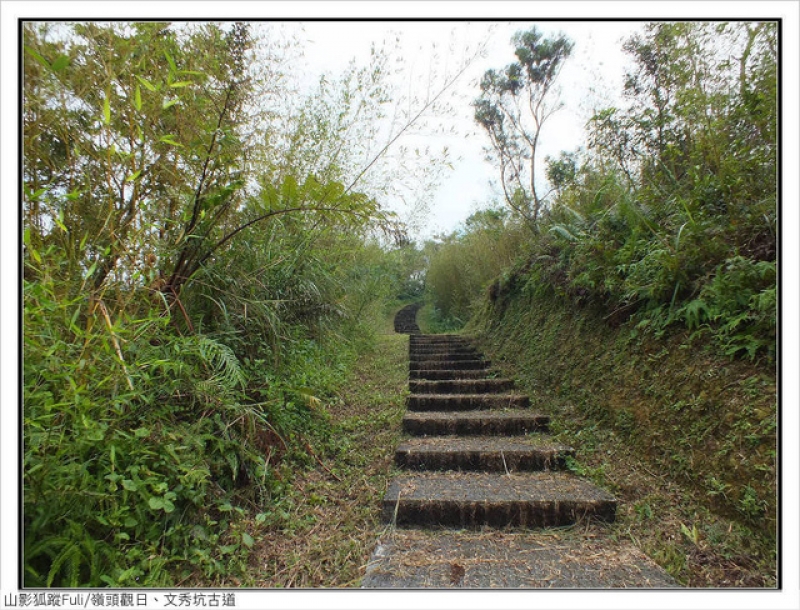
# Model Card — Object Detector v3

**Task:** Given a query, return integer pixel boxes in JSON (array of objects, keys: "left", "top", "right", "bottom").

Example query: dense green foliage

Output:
[
  {"left": 22, "top": 22, "right": 427, "bottom": 586},
  {"left": 434, "top": 22, "right": 776, "bottom": 363},
  {"left": 468, "top": 288, "right": 776, "bottom": 584},
  {"left": 542, "top": 22, "right": 777, "bottom": 361},
  {"left": 425, "top": 209, "right": 525, "bottom": 325}
]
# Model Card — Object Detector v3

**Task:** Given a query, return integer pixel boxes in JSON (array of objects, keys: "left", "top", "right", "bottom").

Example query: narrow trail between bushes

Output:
[{"left": 361, "top": 303, "right": 677, "bottom": 588}]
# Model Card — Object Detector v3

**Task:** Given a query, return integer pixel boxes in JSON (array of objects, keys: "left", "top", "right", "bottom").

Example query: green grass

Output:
[{"left": 236, "top": 321, "right": 409, "bottom": 587}]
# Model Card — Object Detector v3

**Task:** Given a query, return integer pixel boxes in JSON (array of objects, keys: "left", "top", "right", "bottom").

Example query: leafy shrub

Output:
[
  {"left": 425, "top": 208, "right": 526, "bottom": 326},
  {"left": 679, "top": 257, "right": 776, "bottom": 360},
  {"left": 23, "top": 220, "right": 389, "bottom": 586}
]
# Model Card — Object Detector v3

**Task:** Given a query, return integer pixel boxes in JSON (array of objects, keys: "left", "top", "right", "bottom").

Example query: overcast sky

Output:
[
  {"left": 283, "top": 20, "right": 642, "bottom": 240},
  {"left": 2, "top": 4, "right": 799, "bottom": 609}
]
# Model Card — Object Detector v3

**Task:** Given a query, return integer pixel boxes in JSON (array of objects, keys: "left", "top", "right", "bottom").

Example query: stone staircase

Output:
[
  {"left": 383, "top": 333, "right": 617, "bottom": 529},
  {"left": 393, "top": 302, "right": 422, "bottom": 334},
  {"left": 361, "top": 305, "right": 677, "bottom": 588}
]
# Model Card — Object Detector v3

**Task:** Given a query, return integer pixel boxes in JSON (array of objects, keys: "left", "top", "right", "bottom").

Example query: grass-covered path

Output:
[
  {"left": 245, "top": 322, "right": 409, "bottom": 587},
  {"left": 233, "top": 305, "right": 773, "bottom": 588}
]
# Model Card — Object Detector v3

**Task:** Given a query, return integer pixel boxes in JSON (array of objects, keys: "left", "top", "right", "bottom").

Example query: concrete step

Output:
[
  {"left": 361, "top": 530, "right": 677, "bottom": 588},
  {"left": 382, "top": 472, "right": 617, "bottom": 528},
  {"left": 410, "top": 347, "right": 479, "bottom": 356},
  {"left": 409, "top": 352, "right": 483, "bottom": 363},
  {"left": 410, "top": 359, "right": 490, "bottom": 371},
  {"left": 395, "top": 437, "right": 573, "bottom": 472},
  {"left": 394, "top": 303, "right": 422, "bottom": 334},
  {"left": 402, "top": 410, "right": 550, "bottom": 436},
  {"left": 411, "top": 338, "right": 473, "bottom": 345},
  {"left": 408, "top": 378, "right": 516, "bottom": 394},
  {"left": 410, "top": 344, "right": 475, "bottom": 352},
  {"left": 407, "top": 393, "right": 530, "bottom": 412},
  {"left": 409, "top": 369, "right": 497, "bottom": 381},
  {"left": 410, "top": 336, "right": 471, "bottom": 346}
]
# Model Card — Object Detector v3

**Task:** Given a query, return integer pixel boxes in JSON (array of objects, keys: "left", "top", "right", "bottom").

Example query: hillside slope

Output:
[{"left": 465, "top": 271, "right": 777, "bottom": 585}]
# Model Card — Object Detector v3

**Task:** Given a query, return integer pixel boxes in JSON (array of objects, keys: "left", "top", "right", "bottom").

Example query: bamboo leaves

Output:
[
  {"left": 135, "top": 75, "right": 157, "bottom": 92},
  {"left": 51, "top": 54, "right": 70, "bottom": 72},
  {"left": 158, "top": 134, "right": 182, "bottom": 147},
  {"left": 24, "top": 45, "right": 51, "bottom": 69},
  {"left": 103, "top": 90, "right": 111, "bottom": 125},
  {"left": 133, "top": 85, "right": 142, "bottom": 111}
]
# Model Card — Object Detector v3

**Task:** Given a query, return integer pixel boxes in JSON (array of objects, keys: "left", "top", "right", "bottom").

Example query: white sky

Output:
[{"left": 288, "top": 20, "right": 641, "bottom": 240}]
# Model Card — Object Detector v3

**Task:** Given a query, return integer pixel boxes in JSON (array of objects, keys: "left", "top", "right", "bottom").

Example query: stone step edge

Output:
[
  {"left": 408, "top": 379, "right": 516, "bottom": 394},
  {"left": 407, "top": 394, "right": 530, "bottom": 411},
  {"left": 382, "top": 473, "right": 617, "bottom": 528},
  {"left": 395, "top": 439, "right": 574, "bottom": 472},
  {"left": 409, "top": 354, "right": 484, "bottom": 362},
  {"left": 402, "top": 411, "right": 550, "bottom": 435},
  {"left": 409, "top": 369, "right": 500, "bottom": 380},
  {"left": 410, "top": 361, "right": 491, "bottom": 371}
]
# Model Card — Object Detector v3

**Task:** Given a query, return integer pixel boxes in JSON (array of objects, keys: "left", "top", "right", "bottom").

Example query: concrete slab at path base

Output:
[{"left": 361, "top": 529, "right": 677, "bottom": 588}]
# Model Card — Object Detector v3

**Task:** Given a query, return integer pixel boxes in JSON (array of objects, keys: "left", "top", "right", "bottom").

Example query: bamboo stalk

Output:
[{"left": 97, "top": 299, "right": 134, "bottom": 391}]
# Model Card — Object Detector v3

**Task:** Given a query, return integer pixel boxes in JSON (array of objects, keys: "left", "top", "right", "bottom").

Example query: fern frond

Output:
[
  {"left": 47, "top": 541, "right": 81, "bottom": 587},
  {"left": 549, "top": 224, "right": 580, "bottom": 242},
  {"left": 181, "top": 335, "right": 247, "bottom": 390}
]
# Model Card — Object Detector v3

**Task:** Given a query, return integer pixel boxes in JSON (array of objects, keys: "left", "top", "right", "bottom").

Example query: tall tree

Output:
[
  {"left": 23, "top": 22, "right": 256, "bottom": 304},
  {"left": 588, "top": 22, "right": 777, "bottom": 258},
  {"left": 473, "top": 26, "right": 573, "bottom": 224}
]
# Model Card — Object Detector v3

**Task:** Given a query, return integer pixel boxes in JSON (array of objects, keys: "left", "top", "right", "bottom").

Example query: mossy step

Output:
[
  {"left": 395, "top": 437, "right": 573, "bottom": 472},
  {"left": 402, "top": 410, "right": 550, "bottom": 436},
  {"left": 382, "top": 472, "right": 617, "bottom": 528},
  {"left": 410, "top": 359, "right": 490, "bottom": 371},
  {"left": 410, "top": 348, "right": 480, "bottom": 357},
  {"left": 409, "top": 369, "right": 498, "bottom": 381},
  {"left": 410, "top": 337, "right": 471, "bottom": 345},
  {"left": 394, "top": 303, "right": 422, "bottom": 334},
  {"left": 408, "top": 378, "right": 515, "bottom": 394},
  {"left": 410, "top": 344, "right": 475, "bottom": 352},
  {"left": 410, "top": 340, "right": 474, "bottom": 347},
  {"left": 409, "top": 352, "right": 483, "bottom": 363},
  {"left": 407, "top": 393, "right": 530, "bottom": 411}
]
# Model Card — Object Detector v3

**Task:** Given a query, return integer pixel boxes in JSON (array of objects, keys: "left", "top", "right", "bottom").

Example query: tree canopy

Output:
[
  {"left": 473, "top": 26, "right": 573, "bottom": 224},
  {"left": 22, "top": 21, "right": 455, "bottom": 587}
]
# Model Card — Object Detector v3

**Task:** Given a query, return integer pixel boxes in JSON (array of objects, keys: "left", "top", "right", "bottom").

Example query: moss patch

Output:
[{"left": 466, "top": 280, "right": 777, "bottom": 586}]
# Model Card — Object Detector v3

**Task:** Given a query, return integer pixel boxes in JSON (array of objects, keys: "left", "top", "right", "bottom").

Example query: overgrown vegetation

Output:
[
  {"left": 247, "top": 321, "right": 408, "bottom": 587},
  {"left": 430, "top": 22, "right": 777, "bottom": 362},
  {"left": 424, "top": 208, "right": 525, "bottom": 325},
  {"left": 467, "top": 291, "right": 776, "bottom": 585},
  {"left": 425, "top": 21, "right": 777, "bottom": 585},
  {"left": 22, "top": 21, "right": 450, "bottom": 586}
]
